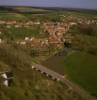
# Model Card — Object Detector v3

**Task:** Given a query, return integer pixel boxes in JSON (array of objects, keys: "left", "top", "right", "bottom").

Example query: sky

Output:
[{"left": 0, "top": 0, "right": 97, "bottom": 10}]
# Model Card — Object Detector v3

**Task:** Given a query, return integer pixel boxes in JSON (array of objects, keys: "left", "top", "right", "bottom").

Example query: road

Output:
[{"left": 32, "top": 63, "right": 97, "bottom": 100}]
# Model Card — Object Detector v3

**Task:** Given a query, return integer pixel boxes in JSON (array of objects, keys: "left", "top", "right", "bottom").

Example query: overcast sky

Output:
[{"left": 0, "top": 0, "right": 97, "bottom": 10}]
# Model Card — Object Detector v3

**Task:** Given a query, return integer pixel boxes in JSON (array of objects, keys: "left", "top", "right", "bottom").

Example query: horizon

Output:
[{"left": 0, "top": 0, "right": 97, "bottom": 10}]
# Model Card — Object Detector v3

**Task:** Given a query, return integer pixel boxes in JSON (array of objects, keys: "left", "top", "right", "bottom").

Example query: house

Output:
[
  {"left": 25, "top": 37, "right": 29, "bottom": 41},
  {"left": 20, "top": 41, "right": 26, "bottom": 45}
]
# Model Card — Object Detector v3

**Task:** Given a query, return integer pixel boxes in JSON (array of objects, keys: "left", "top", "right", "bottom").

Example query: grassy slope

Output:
[
  {"left": 0, "top": 44, "right": 74, "bottom": 100},
  {"left": 64, "top": 51, "right": 97, "bottom": 95}
]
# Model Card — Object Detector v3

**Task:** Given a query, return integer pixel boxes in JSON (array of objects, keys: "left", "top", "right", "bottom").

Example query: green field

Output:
[
  {"left": 64, "top": 51, "right": 97, "bottom": 95},
  {"left": 0, "top": 25, "right": 49, "bottom": 40},
  {"left": 4, "top": 27, "right": 40, "bottom": 38},
  {"left": 0, "top": 6, "right": 97, "bottom": 22}
]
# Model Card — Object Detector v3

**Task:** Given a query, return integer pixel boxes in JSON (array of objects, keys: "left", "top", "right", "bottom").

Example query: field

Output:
[
  {"left": 64, "top": 51, "right": 97, "bottom": 95},
  {"left": 0, "top": 26, "right": 41, "bottom": 39}
]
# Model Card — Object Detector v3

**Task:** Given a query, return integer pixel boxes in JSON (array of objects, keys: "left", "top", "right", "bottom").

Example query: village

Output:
[{"left": 0, "top": 16, "right": 97, "bottom": 49}]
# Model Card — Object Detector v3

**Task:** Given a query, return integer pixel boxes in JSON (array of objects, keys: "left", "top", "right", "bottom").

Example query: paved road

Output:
[{"left": 32, "top": 64, "right": 97, "bottom": 100}]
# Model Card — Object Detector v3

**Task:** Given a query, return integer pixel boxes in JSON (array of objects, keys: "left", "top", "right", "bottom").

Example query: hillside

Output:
[
  {"left": 0, "top": 6, "right": 97, "bottom": 100},
  {"left": 0, "top": 43, "right": 86, "bottom": 100}
]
